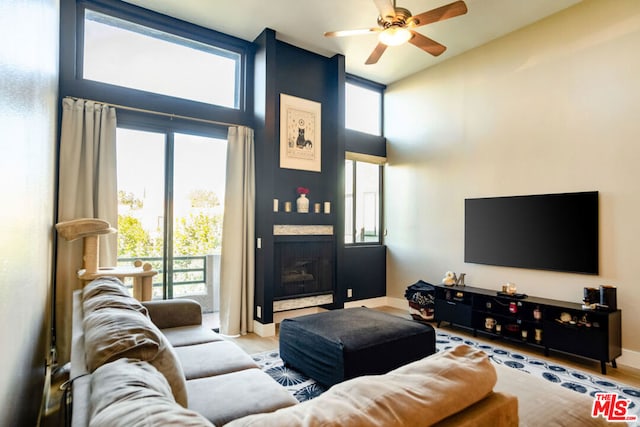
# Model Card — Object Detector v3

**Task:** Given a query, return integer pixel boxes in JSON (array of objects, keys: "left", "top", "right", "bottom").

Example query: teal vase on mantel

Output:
[{"left": 296, "top": 194, "right": 309, "bottom": 213}]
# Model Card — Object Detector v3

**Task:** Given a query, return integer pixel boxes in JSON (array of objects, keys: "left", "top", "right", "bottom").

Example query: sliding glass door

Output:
[{"left": 116, "top": 125, "right": 227, "bottom": 313}]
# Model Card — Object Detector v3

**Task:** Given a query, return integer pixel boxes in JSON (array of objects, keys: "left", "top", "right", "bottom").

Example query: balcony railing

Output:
[{"left": 118, "top": 254, "right": 220, "bottom": 313}]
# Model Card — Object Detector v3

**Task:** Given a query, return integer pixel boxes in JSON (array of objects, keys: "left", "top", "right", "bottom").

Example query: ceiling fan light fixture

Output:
[{"left": 378, "top": 26, "right": 412, "bottom": 46}]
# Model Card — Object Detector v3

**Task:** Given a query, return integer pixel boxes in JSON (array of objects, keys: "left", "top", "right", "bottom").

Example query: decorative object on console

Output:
[
  {"left": 280, "top": 94, "right": 321, "bottom": 172},
  {"left": 442, "top": 271, "right": 457, "bottom": 286},
  {"left": 535, "top": 328, "right": 543, "bottom": 343},
  {"left": 284, "top": 201, "right": 292, "bottom": 212},
  {"left": 313, "top": 203, "right": 321, "bottom": 213},
  {"left": 533, "top": 306, "right": 542, "bottom": 320},
  {"left": 323, "top": 201, "right": 331, "bottom": 214},
  {"left": 583, "top": 287, "right": 599, "bottom": 309},
  {"left": 456, "top": 273, "right": 466, "bottom": 286},
  {"left": 485, "top": 317, "right": 496, "bottom": 331},
  {"left": 599, "top": 285, "right": 617, "bottom": 311},
  {"left": 273, "top": 199, "right": 279, "bottom": 212},
  {"left": 296, "top": 187, "right": 310, "bottom": 213}
]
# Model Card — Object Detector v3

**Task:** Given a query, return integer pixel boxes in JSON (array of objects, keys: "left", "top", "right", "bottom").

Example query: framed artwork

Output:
[{"left": 280, "top": 93, "right": 321, "bottom": 172}]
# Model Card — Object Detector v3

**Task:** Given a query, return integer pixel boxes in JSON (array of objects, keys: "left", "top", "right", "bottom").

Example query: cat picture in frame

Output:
[{"left": 280, "top": 93, "right": 321, "bottom": 172}]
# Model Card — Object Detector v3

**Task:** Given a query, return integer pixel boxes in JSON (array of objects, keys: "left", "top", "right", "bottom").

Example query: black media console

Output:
[{"left": 433, "top": 284, "right": 622, "bottom": 374}]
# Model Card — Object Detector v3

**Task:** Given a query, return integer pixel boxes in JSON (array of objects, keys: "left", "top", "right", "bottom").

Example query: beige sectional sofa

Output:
[
  {"left": 70, "top": 277, "right": 620, "bottom": 426},
  {"left": 70, "top": 277, "right": 297, "bottom": 426}
]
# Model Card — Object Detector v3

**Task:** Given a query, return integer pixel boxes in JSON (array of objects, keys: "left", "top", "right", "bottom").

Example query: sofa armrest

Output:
[{"left": 142, "top": 299, "right": 203, "bottom": 329}]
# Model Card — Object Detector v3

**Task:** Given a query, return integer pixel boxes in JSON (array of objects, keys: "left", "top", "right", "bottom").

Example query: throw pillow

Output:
[
  {"left": 90, "top": 358, "right": 214, "bottom": 427},
  {"left": 82, "top": 276, "right": 130, "bottom": 300},
  {"left": 83, "top": 307, "right": 188, "bottom": 407}
]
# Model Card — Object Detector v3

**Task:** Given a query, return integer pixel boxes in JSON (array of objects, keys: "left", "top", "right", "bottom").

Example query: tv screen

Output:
[{"left": 464, "top": 191, "right": 598, "bottom": 274}]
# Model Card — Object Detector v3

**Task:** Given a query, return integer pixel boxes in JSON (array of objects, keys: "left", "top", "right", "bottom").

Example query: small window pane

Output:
[
  {"left": 345, "top": 83, "right": 381, "bottom": 136},
  {"left": 345, "top": 159, "right": 381, "bottom": 244},
  {"left": 116, "top": 128, "right": 166, "bottom": 299},
  {"left": 355, "top": 162, "right": 380, "bottom": 243},
  {"left": 172, "top": 133, "right": 227, "bottom": 300},
  {"left": 84, "top": 10, "right": 239, "bottom": 108}
]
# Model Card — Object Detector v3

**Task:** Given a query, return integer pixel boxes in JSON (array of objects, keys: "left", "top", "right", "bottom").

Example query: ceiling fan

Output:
[{"left": 324, "top": 0, "right": 468, "bottom": 65}]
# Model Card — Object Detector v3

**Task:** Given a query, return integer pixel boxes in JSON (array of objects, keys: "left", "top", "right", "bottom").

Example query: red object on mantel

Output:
[{"left": 297, "top": 187, "right": 309, "bottom": 195}]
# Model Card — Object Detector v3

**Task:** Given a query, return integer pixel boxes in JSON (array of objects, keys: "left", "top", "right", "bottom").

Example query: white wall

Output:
[
  {"left": 0, "top": 0, "right": 59, "bottom": 424},
  {"left": 385, "top": 0, "right": 640, "bottom": 364}
]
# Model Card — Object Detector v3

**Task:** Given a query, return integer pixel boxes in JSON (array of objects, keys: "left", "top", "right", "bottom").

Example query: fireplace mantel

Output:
[{"left": 273, "top": 224, "right": 333, "bottom": 236}]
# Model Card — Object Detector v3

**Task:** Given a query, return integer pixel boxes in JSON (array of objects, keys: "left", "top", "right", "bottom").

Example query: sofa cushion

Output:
[
  {"left": 186, "top": 368, "right": 298, "bottom": 426},
  {"left": 226, "top": 344, "right": 500, "bottom": 427},
  {"left": 161, "top": 325, "right": 224, "bottom": 347},
  {"left": 90, "top": 358, "right": 214, "bottom": 427},
  {"left": 175, "top": 341, "right": 259, "bottom": 380},
  {"left": 83, "top": 307, "right": 188, "bottom": 407},
  {"left": 433, "top": 392, "right": 519, "bottom": 427}
]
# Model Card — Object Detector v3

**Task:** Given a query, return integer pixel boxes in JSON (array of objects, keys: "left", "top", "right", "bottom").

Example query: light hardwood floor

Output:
[{"left": 206, "top": 306, "right": 640, "bottom": 388}]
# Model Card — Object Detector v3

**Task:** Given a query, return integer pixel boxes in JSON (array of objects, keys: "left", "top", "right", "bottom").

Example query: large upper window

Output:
[
  {"left": 83, "top": 9, "right": 240, "bottom": 108},
  {"left": 345, "top": 81, "right": 382, "bottom": 136}
]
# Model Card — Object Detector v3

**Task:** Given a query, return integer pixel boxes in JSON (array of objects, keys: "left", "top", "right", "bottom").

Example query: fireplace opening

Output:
[{"left": 274, "top": 238, "right": 334, "bottom": 300}]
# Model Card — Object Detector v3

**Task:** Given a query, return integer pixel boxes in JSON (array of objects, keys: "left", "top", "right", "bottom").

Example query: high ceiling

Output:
[{"left": 122, "top": 0, "right": 582, "bottom": 85}]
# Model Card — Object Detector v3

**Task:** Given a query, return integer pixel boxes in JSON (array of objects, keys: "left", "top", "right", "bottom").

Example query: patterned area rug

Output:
[
  {"left": 251, "top": 350, "right": 326, "bottom": 402},
  {"left": 252, "top": 330, "right": 640, "bottom": 424}
]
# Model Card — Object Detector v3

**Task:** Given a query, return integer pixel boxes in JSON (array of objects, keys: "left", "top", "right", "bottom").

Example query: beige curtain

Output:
[
  {"left": 219, "top": 126, "right": 255, "bottom": 336},
  {"left": 55, "top": 98, "right": 118, "bottom": 363}
]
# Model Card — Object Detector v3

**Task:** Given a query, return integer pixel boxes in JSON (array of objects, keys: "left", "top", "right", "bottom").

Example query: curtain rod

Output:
[{"left": 66, "top": 96, "right": 238, "bottom": 128}]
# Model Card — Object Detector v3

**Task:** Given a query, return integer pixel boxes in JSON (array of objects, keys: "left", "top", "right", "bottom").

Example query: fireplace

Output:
[
  {"left": 272, "top": 225, "right": 335, "bottom": 311},
  {"left": 274, "top": 237, "right": 333, "bottom": 300}
]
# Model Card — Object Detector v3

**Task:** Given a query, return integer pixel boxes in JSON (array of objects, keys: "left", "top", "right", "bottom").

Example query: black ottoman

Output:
[{"left": 279, "top": 307, "right": 436, "bottom": 387}]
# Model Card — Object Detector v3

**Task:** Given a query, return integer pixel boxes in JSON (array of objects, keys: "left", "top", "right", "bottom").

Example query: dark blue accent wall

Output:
[{"left": 253, "top": 29, "right": 347, "bottom": 323}]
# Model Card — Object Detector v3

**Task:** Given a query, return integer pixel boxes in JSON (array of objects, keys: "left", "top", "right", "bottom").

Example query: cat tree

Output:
[{"left": 55, "top": 218, "right": 157, "bottom": 301}]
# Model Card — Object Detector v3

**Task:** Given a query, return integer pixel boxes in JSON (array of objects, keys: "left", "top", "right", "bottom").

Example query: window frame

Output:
[
  {"left": 344, "top": 75, "right": 386, "bottom": 247},
  {"left": 60, "top": 0, "right": 254, "bottom": 127},
  {"left": 345, "top": 157, "right": 384, "bottom": 246}
]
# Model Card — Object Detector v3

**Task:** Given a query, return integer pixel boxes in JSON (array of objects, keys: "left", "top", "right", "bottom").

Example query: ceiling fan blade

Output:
[
  {"left": 372, "top": 0, "right": 396, "bottom": 21},
  {"left": 324, "top": 28, "right": 380, "bottom": 38},
  {"left": 365, "top": 42, "right": 388, "bottom": 65},
  {"left": 408, "top": 32, "right": 447, "bottom": 56},
  {"left": 410, "top": 0, "right": 468, "bottom": 28}
]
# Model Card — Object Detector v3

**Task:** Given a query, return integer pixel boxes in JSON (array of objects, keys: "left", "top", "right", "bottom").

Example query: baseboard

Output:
[
  {"left": 252, "top": 320, "right": 275, "bottom": 337},
  {"left": 618, "top": 347, "right": 640, "bottom": 370},
  {"left": 344, "top": 296, "right": 389, "bottom": 308},
  {"left": 273, "top": 306, "right": 327, "bottom": 324},
  {"left": 344, "top": 296, "right": 409, "bottom": 311},
  {"left": 252, "top": 306, "right": 330, "bottom": 337},
  {"left": 386, "top": 296, "right": 410, "bottom": 310}
]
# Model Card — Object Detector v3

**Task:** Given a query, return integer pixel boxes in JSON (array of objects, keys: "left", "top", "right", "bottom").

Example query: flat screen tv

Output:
[{"left": 464, "top": 191, "right": 598, "bottom": 274}]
